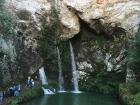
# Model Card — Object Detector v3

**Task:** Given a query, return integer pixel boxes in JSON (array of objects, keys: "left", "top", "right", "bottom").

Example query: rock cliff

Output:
[
  {"left": 58, "top": 0, "right": 140, "bottom": 38},
  {"left": 0, "top": 0, "right": 140, "bottom": 86}
]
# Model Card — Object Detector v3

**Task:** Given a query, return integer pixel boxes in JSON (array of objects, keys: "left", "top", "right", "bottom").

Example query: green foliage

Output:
[
  {"left": 21, "top": 87, "right": 43, "bottom": 101},
  {"left": 127, "top": 84, "right": 140, "bottom": 95},
  {"left": 0, "top": 0, "right": 16, "bottom": 43},
  {"left": 42, "top": 80, "right": 58, "bottom": 89},
  {"left": 119, "top": 82, "right": 140, "bottom": 105},
  {"left": 38, "top": 23, "right": 57, "bottom": 58},
  {"left": 80, "top": 70, "right": 125, "bottom": 94},
  {"left": 37, "top": 8, "right": 61, "bottom": 72},
  {"left": 0, "top": 0, "right": 4, "bottom": 10},
  {"left": 134, "top": 93, "right": 140, "bottom": 105},
  {"left": 119, "top": 83, "right": 140, "bottom": 95},
  {"left": 38, "top": 8, "right": 60, "bottom": 57},
  {"left": 0, "top": 12, "right": 16, "bottom": 39},
  {"left": 0, "top": 1, "right": 16, "bottom": 86},
  {"left": 58, "top": 41, "right": 71, "bottom": 72},
  {"left": 49, "top": 7, "right": 59, "bottom": 21},
  {"left": 127, "top": 29, "right": 140, "bottom": 81}
]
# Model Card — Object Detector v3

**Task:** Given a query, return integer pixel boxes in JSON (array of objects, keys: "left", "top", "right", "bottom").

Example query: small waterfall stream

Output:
[
  {"left": 39, "top": 67, "right": 48, "bottom": 85},
  {"left": 69, "top": 41, "right": 80, "bottom": 93},
  {"left": 39, "top": 66, "right": 54, "bottom": 94},
  {"left": 57, "top": 47, "right": 65, "bottom": 92}
]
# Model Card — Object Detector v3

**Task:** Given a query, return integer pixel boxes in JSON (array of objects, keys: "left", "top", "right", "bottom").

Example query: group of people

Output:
[
  {"left": 0, "top": 76, "right": 36, "bottom": 104},
  {"left": 9, "top": 85, "right": 21, "bottom": 97},
  {"left": 27, "top": 76, "right": 35, "bottom": 88},
  {"left": 0, "top": 84, "right": 21, "bottom": 104}
]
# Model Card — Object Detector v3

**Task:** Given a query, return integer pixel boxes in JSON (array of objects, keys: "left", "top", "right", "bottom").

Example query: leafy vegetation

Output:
[
  {"left": 38, "top": 8, "right": 60, "bottom": 57},
  {"left": 0, "top": 0, "right": 4, "bottom": 10},
  {"left": 127, "top": 28, "right": 140, "bottom": 81},
  {"left": 0, "top": 0, "right": 16, "bottom": 39},
  {"left": 0, "top": 0, "right": 17, "bottom": 87},
  {"left": 58, "top": 41, "right": 71, "bottom": 71},
  {"left": 42, "top": 80, "right": 58, "bottom": 89},
  {"left": 37, "top": 8, "right": 61, "bottom": 72},
  {"left": 79, "top": 70, "right": 125, "bottom": 94},
  {"left": 119, "top": 82, "right": 140, "bottom": 105},
  {"left": 0, "top": 12, "right": 15, "bottom": 37}
]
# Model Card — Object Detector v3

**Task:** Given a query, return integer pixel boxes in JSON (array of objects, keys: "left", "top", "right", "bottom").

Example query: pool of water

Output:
[{"left": 22, "top": 92, "right": 121, "bottom": 105}]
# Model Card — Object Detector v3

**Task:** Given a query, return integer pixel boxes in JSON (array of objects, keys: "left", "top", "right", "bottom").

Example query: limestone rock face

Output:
[
  {"left": 0, "top": 38, "right": 17, "bottom": 86},
  {"left": 59, "top": 0, "right": 140, "bottom": 37},
  {"left": 1, "top": 0, "right": 140, "bottom": 85},
  {"left": 59, "top": 2, "right": 80, "bottom": 39},
  {"left": 2, "top": 0, "right": 51, "bottom": 81}
]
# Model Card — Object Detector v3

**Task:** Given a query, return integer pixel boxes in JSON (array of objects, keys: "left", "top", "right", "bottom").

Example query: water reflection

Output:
[
  {"left": 40, "top": 96, "right": 48, "bottom": 105},
  {"left": 22, "top": 93, "right": 121, "bottom": 105},
  {"left": 58, "top": 94, "right": 63, "bottom": 105},
  {"left": 72, "top": 94, "right": 79, "bottom": 105}
]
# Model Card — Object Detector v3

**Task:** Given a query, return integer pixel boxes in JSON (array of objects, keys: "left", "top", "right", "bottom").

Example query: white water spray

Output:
[
  {"left": 69, "top": 41, "right": 80, "bottom": 93},
  {"left": 57, "top": 47, "right": 65, "bottom": 92},
  {"left": 39, "top": 67, "right": 48, "bottom": 85},
  {"left": 39, "top": 66, "right": 55, "bottom": 94}
]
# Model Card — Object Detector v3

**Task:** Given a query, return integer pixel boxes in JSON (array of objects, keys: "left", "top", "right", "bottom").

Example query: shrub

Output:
[
  {"left": 119, "top": 82, "right": 140, "bottom": 105},
  {"left": 42, "top": 80, "right": 58, "bottom": 89},
  {"left": 0, "top": 0, "right": 4, "bottom": 10},
  {"left": 0, "top": 11, "right": 16, "bottom": 38},
  {"left": 127, "top": 28, "right": 140, "bottom": 81},
  {"left": 79, "top": 70, "right": 123, "bottom": 94},
  {"left": 37, "top": 8, "right": 61, "bottom": 72},
  {"left": 134, "top": 93, "right": 140, "bottom": 105}
]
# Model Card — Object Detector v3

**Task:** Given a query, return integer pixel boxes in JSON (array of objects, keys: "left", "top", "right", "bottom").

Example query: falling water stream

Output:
[
  {"left": 39, "top": 67, "right": 48, "bottom": 85},
  {"left": 57, "top": 47, "right": 65, "bottom": 92},
  {"left": 69, "top": 41, "right": 80, "bottom": 93},
  {"left": 39, "top": 67, "right": 54, "bottom": 94}
]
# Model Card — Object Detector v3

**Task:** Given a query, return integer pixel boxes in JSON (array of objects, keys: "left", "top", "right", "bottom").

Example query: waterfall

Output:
[
  {"left": 39, "top": 67, "right": 48, "bottom": 85},
  {"left": 42, "top": 87, "right": 55, "bottom": 95},
  {"left": 57, "top": 47, "right": 65, "bottom": 92},
  {"left": 69, "top": 41, "right": 80, "bottom": 93},
  {"left": 39, "top": 66, "right": 55, "bottom": 95}
]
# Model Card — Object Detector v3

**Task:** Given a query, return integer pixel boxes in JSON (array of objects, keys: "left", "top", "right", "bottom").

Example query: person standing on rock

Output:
[
  {"left": 14, "top": 85, "right": 19, "bottom": 96},
  {"left": 9, "top": 86, "right": 13, "bottom": 96},
  {"left": 27, "top": 76, "right": 31, "bottom": 87},
  {"left": 31, "top": 79, "right": 35, "bottom": 88},
  {"left": 18, "top": 84, "right": 21, "bottom": 94}
]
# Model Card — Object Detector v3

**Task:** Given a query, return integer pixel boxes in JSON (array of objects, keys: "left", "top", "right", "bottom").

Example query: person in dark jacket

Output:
[{"left": 0, "top": 91, "right": 3, "bottom": 103}]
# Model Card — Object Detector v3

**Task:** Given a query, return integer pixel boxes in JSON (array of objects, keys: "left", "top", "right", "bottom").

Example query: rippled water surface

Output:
[{"left": 22, "top": 93, "right": 121, "bottom": 105}]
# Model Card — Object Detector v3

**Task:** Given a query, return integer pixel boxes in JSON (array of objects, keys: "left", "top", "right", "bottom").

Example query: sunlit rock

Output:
[
  {"left": 3, "top": 0, "right": 51, "bottom": 80},
  {"left": 59, "top": 1, "right": 80, "bottom": 39},
  {"left": 59, "top": 0, "right": 140, "bottom": 36}
]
